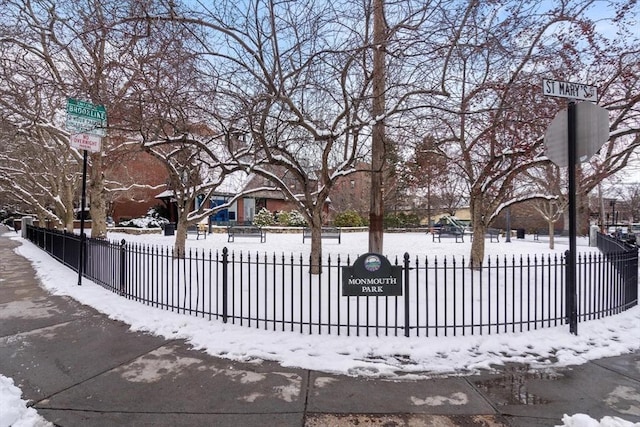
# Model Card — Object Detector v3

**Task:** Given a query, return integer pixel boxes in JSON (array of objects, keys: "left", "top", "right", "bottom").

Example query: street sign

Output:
[
  {"left": 542, "top": 79, "right": 598, "bottom": 102},
  {"left": 70, "top": 133, "right": 102, "bottom": 153},
  {"left": 541, "top": 78, "right": 602, "bottom": 336},
  {"left": 66, "top": 98, "right": 107, "bottom": 136},
  {"left": 544, "top": 102, "right": 609, "bottom": 167}
]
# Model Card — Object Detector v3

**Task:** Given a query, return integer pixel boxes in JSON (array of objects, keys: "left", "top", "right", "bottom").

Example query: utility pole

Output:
[{"left": 369, "top": 0, "right": 386, "bottom": 254}]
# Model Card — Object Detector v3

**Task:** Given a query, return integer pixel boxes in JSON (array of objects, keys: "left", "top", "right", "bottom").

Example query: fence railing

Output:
[
  {"left": 25, "top": 225, "right": 638, "bottom": 337},
  {"left": 597, "top": 231, "right": 638, "bottom": 254}
]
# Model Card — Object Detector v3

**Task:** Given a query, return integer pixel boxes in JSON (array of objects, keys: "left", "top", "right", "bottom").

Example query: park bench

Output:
[
  {"left": 187, "top": 223, "right": 207, "bottom": 240},
  {"left": 302, "top": 227, "right": 341, "bottom": 244},
  {"left": 533, "top": 229, "right": 562, "bottom": 241},
  {"left": 468, "top": 228, "right": 501, "bottom": 242},
  {"left": 432, "top": 226, "right": 465, "bottom": 243},
  {"left": 487, "top": 228, "right": 500, "bottom": 242},
  {"left": 227, "top": 225, "right": 266, "bottom": 243}
]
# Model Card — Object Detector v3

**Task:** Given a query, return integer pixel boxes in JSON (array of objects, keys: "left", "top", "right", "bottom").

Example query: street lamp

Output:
[
  {"left": 609, "top": 199, "right": 617, "bottom": 227},
  {"left": 505, "top": 206, "right": 511, "bottom": 242}
]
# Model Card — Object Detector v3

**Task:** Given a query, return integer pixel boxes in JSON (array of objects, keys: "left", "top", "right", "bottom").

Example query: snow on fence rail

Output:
[{"left": 25, "top": 225, "right": 638, "bottom": 337}]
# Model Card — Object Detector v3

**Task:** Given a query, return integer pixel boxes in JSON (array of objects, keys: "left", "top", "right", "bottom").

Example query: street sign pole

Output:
[
  {"left": 566, "top": 101, "right": 578, "bottom": 335},
  {"left": 65, "top": 98, "right": 106, "bottom": 286},
  {"left": 78, "top": 150, "right": 88, "bottom": 286},
  {"left": 543, "top": 79, "right": 604, "bottom": 336}
]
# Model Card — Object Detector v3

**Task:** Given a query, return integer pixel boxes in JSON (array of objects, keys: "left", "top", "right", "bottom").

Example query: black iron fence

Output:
[{"left": 25, "top": 225, "right": 638, "bottom": 337}]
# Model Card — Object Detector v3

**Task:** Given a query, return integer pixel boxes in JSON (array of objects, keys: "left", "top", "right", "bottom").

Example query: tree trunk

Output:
[
  {"left": 61, "top": 180, "right": 75, "bottom": 232},
  {"left": 63, "top": 207, "right": 75, "bottom": 232},
  {"left": 36, "top": 213, "right": 47, "bottom": 227},
  {"left": 578, "top": 190, "right": 590, "bottom": 235},
  {"left": 63, "top": 209, "right": 74, "bottom": 232},
  {"left": 309, "top": 209, "right": 323, "bottom": 274},
  {"left": 598, "top": 183, "right": 605, "bottom": 233},
  {"left": 368, "top": 0, "right": 385, "bottom": 254},
  {"left": 470, "top": 209, "right": 486, "bottom": 268},
  {"left": 89, "top": 152, "right": 107, "bottom": 239},
  {"left": 174, "top": 215, "right": 188, "bottom": 258},
  {"left": 548, "top": 220, "right": 555, "bottom": 250}
]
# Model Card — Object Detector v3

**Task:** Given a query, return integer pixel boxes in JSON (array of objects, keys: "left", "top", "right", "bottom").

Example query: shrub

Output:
[
  {"left": 333, "top": 209, "right": 365, "bottom": 227},
  {"left": 253, "top": 207, "right": 275, "bottom": 226},
  {"left": 274, "top": 210, "right": 308, "bottom": 226},
  {"left": 275, "top": 210, "right": 291, "bottom": 225},
  {"left": 287, "top": 210, "right": 308, "bottom": 227},
  {"left": 384, "top": 212, "right": 421, "bottom": 228},
  {"left": 149, "top": 204, "right": 170, "bottom": 220},
  {"left": 118, "top": 214, "right": 169, "bottom": 229}
]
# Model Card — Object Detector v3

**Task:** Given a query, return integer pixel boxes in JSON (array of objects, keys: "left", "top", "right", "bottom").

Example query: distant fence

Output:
[{"left": 25, "top": 225, "right": 638, "bottom": 337}]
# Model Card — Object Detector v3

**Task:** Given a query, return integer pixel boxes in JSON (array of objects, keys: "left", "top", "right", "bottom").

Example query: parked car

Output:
[{"left": 608, "top": 225, "right": 637, "bottom": 245}]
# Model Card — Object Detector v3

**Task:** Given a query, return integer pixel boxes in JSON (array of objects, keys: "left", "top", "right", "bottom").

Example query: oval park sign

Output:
[{"left": 342, "top": 253, "right": 402, "bottom": 297}]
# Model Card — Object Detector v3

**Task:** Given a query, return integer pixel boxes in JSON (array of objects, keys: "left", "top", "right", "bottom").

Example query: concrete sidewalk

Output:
[{"left": 1, "top": 227, "right": 640, "bottom": 427}]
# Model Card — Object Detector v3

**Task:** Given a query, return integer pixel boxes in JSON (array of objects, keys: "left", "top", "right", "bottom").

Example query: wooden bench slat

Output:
[
  {"left": 227, "top": 226, "right": 266, "bottom": 243},
  {"left": 432, "top": 227, "right": 500, "bottom": 243},
  {"left": 302, "top": 227, "right": 341, "bottom": 244},
  {"left": 533, "top": 229, "right": 562, "bottom": 240},
  {"left": 432, "top": 226, "right": 465, "bottom": 243}
]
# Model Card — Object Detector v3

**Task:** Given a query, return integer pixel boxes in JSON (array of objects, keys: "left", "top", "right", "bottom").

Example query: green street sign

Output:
[{"left": 66, "top": 98, "right": 107, "bottom": 136}]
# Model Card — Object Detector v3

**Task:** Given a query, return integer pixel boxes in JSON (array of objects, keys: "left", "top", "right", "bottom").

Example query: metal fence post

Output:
[
  {"left": 564, "top": 249, "right": 578, "bottom": 333},
  {"left": 564, "top": 250, "right": 569, "bottom": 323},
  {"left": 403, "top": 252, "right": 410, "bottom": 337},
  {"left": 119, "top": 239, "right": 126, "bottom": 296},
  {"left": 222, "top": 247, "right": 229, "bottom": 323}
]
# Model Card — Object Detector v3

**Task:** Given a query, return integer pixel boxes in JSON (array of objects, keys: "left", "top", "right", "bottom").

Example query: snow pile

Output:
[
  {"left": 558, "top": 413, "right": 640, "bottom": 427},
  {"left": 0, "top": 376, "right": 52, "bottom": 427}
]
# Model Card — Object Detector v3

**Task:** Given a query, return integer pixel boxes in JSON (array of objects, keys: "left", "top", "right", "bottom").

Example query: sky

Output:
[{"left": 2, "top": 229, "right": 640, "bottom": 427}]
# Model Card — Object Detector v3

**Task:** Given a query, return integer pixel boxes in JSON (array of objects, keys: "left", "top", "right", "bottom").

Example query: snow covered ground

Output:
[{"left": 2, "top": 229, "right": 639, "bottom": 427}]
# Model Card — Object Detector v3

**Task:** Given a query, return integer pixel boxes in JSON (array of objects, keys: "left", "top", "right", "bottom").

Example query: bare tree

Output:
[
  {"left": 621, "top": 183, "right": 640, "bottom": 222},
  {"left": 152, "top": 1, "right": 377, "bottom": 271},
  {"left": 543, "top": 0, "right": 640, "bottom": 236},
  {"left": 406, "top": 135, "right": 457, "bottom": 224},
  {"left": 141, "top": 132, "right": 255, "bottom": 256},
  {"left": 153, "top": 0, "right": 462, "bottom": 271},
  {"left": 525, "top": 163, "right": 568, "bottom": 249},
  {"left": 0, "top": 0, "right": 178, "bottom": 237},
  {"left": 0, "top": 46, "right": 81, "bottom": 231},
  {"left": 415, "top": 1, "right": 640, "bottom": 266},
  {"left": 0, "top": 124, "right": 80, "bottom": 230}
]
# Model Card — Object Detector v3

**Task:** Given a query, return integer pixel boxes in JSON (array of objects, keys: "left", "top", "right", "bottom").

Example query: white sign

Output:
[
  {"left": 542, "top": 79, "right": 598, "bottom": 102},
  {"left": 70, "top": 133, "right": 102, "bottom": 153}
]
